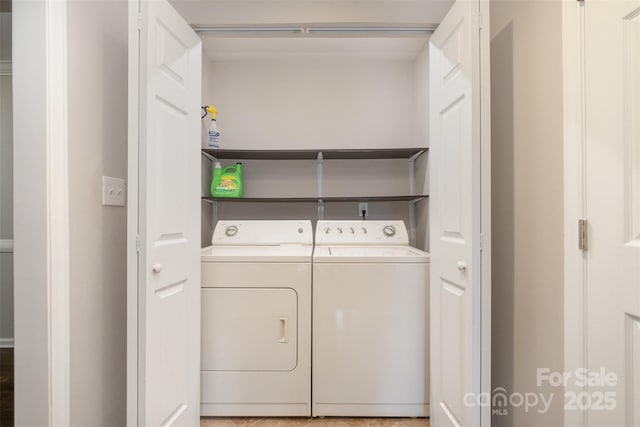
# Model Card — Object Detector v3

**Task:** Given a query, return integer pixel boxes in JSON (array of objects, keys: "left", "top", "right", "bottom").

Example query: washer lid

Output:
[
  {"left": 313, "top": 245, "right": 430, "bottom": 263},
  {"left": 202, "top": 245, "right": 313, "bottom": 262}
]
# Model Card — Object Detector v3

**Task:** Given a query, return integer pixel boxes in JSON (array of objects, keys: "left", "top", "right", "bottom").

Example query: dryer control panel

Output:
[
  {"left": 212, "top": 220, "right": 313, "bottom": 245},
  {"left": 315, "top": 220, "right": 409, "bottom": 245}
]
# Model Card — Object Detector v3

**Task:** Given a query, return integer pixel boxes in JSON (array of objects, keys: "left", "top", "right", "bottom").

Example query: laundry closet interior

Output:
[{"left": 161, "top": 0, "right": 461, "bottom": 421}]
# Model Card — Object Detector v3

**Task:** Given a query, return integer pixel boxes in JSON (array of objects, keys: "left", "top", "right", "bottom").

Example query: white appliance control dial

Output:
[
  {"left": 337, "top": 227, "right": 343, "bottom": 234},
  {"left": 225, "top": 225, "right": 238, "bottom": 237},
  {"left": 383, "top": 225, "right": 396, "bottom": 237}
]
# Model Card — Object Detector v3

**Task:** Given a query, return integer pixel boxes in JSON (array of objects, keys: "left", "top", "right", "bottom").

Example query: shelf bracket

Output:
[
  {"left": 408, "top": 199, "right": 417, "bottom": 247},
  {"left": 201, "top": 151, "right": 216, "bottom": 163},
  {"left": 407, "top": 150, "right": 425, "bottom": 196}
]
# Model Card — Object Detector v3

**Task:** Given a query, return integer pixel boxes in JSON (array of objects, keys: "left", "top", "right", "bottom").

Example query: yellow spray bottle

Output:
[{"left": 204, "top": 105, "right": 221, "bottom": 148}]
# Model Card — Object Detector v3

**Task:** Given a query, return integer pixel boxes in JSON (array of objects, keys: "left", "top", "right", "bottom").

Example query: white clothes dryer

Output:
[
  {"left": 201, "top": 220, "right": 313, "bottom": 416},
  {"left": 312, "top": 220, "right": 430, "bottom": 417}
]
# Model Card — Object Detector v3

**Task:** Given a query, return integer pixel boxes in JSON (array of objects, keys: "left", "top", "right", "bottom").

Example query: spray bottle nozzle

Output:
[{"left": 202, "top": 105, "right": 218, "bottom": 120}]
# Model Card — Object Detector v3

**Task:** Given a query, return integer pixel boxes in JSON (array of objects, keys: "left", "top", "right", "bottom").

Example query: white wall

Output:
[
  {"left": 67, "top": 1, "right": 128, "bottom": 425},
  {"left": 205, "top": 56, "right": 422, "bottom": 150},
  {"left": 0, "top": 12, "right": 13, "bottom": 346},
  {"left": 13, "top": 2, "right": 52, "bottom": 424},
  {"left": 490, "top": 1, "right": 564, "bottom": 425}
]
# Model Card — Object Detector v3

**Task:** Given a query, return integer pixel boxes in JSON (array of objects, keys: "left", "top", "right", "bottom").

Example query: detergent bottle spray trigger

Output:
[{"left": 206, "top": 106, "right": 221, "bottom": 148}]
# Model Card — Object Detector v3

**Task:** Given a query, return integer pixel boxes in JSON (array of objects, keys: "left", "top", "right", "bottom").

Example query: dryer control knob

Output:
[
  {"left": 337, "top": 227, "right": 343, "bottom": 234},
  {"left": 383, "top": 225, "right": 396, "bottom": 237},
  {"left": 324, "top": 227, "right": 331, "bottom": 234},
  {"left": 225, "top": 225, "right": 238, "bottom": 237}
]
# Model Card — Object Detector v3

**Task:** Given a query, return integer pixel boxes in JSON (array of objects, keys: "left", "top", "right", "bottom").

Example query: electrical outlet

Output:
[
  {"left": 358, "top": 202, "right": 369, "bottom": 218},
  {"left": 102, "top": 176, "right": 126, "bottom": 207}
]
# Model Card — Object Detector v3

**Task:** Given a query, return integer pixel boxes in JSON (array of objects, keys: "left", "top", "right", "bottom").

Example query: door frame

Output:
[
  {"left": 562, "top": 0, "right": 588, "bottom": 426},
  {"left": 12, "top": 0, "right": 71, "bottom": 425},
  {"left": 479, "top": 0, "right": 492, "bottom": 424},
  {"left": 127, "top": 0, "right": 140, "bottom": 424}
]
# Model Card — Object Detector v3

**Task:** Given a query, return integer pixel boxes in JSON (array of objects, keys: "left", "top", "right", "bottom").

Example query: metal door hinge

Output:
[
  {"left": 478, "top": 13, "right": 483, "bottom": 30},
  {"left": 138, "top": 13, "right": 143, "bottom": 31},
  {"left": 578, "top": 219, "right": 588, "bottom": 251},
  {"left": 136, "top": 235, "right": 141, "bottom": 253},
  {"left": 479, "top": 233, "right": 484, "bottom": 252}
]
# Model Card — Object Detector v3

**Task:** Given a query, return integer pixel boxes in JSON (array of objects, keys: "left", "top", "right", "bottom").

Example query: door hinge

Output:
[
  {"left": 137, "top": 13, "right": 143, "bottom": 31},
  {"left": 578, "top": 219, "right": 588, "bottom": 251},
  {"left": 479, "top": 233, "right": 484, "bottom": 252},
  {"left": 478, "top": 13, "right": 483, "bottom": 30},
  {"left": 136, "top": 235, "right": 141, "bottom": 253}
]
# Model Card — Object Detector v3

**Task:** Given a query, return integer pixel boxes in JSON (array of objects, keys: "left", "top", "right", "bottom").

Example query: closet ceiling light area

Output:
[{"left": 199, "top": 36, "right": 431, "bottom": 61}]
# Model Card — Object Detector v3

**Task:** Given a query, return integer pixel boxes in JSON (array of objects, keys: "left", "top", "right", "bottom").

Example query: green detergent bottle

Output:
[{"left": 211, "top": 162, "right": 243, "bottom": 198}]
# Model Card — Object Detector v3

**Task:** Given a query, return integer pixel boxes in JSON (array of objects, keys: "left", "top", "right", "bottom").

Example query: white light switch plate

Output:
[{"left": 103, "top": 176, "right": 126, "bottom": 206}]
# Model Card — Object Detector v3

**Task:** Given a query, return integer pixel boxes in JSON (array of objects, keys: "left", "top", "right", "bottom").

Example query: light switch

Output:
[{"left": 102, "top": 176, "right": 126, "bottom": 206}]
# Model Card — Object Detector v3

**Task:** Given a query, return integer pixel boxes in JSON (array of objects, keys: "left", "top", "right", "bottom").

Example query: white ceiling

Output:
[{"left": 169, "top": 0, "right": 453, "bottom": 26}]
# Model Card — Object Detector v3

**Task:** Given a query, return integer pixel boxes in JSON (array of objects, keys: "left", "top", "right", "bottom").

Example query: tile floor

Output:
[{"left": 201, "top": 418, "right": 429, "bottom": 427}]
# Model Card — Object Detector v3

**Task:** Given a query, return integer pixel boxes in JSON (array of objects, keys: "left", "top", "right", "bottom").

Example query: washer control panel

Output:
[
  {"left": 315, "top": 220, "right": 408, "bottom": 245},
  {"left": 212, "top": 220, "right": 313, "bottom": 245}
]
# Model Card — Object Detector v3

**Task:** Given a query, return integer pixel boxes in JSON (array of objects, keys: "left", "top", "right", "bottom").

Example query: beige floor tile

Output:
[{"left": 201, "top": 418, "right": 429, "bottom": 427}]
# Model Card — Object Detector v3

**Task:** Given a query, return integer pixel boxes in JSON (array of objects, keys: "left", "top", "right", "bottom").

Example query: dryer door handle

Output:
[{"left": 279, "top": 318, "right": 289, "bottom": 343}]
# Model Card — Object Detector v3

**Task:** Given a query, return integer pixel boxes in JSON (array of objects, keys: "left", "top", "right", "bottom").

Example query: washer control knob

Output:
[
  {"left": 383, "top": 225, "right": 396, "bottom": 237},
  {"left": 152, "top": 263, "right": 162, "bottom": 274},
  {"left": 337, "top": 227, "right": 343, "bottom": 234},
  {"left": 362, "top": 227, "right": 367, "bottom": 234},
  {"left": 324, "top": 227, "right": 331, "bottom": 234},
  {"left": 350, "top": 227, "right": 355, "bottom": 234},
  {"left": 298, "top": 227, "right": 304, "bottom": 234},
  {"left": 225, "top": 225, "right": 238, "bottom": 237}
]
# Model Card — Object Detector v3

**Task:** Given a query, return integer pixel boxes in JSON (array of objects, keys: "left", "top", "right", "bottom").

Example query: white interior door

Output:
[
  {"left": 127, "top": 0, "right": 202, "bottom": 425},
  {"left": 429, "top": 0, "right": 490, "bottom": 425},
  {"left": 585, "top": 0, "right": 640, "bottom": 425}
]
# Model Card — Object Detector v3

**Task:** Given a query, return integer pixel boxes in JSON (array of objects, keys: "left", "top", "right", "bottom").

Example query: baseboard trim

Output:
[{"left": 0, "top": 338, "right": 15, "bottom": 348}]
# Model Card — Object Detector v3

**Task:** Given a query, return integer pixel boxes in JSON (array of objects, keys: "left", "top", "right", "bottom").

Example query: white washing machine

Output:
[
  {"left": 200, "top": 220, "right": 313, "bottom": 416},
  {"left": 312, "top": 220, "right": 430, "bottom": 417}
]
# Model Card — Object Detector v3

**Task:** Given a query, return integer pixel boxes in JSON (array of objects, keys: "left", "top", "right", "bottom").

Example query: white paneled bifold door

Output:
[
  {"left": 128, "top": 0, "right": 202, "bottom": 426},
  {"left": 583, "top": 0, "right": 640, "bottom": 425},
  {"left": 429, "top": 0, "right": 490, "bottom": 426}
]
